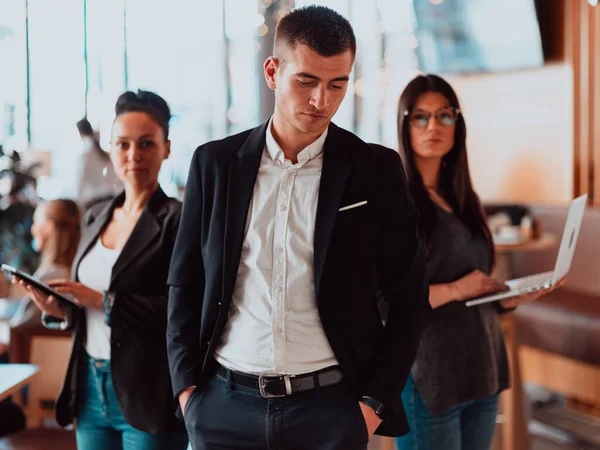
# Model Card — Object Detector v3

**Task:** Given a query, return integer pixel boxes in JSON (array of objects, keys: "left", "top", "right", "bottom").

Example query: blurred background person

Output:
[
  {"left": 73, "top": 118, "right": 122, "bottom": 211},
  {"left": 8, "top": 198, "right": 81, "bottom": 328},
  {"left": 0, "top": 199, "right": 79, "bottom": 439}
]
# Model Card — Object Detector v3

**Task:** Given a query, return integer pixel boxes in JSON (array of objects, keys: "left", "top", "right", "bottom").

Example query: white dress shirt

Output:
[{"left": 214, "top": 120, "right": 338, "bottom": 375}]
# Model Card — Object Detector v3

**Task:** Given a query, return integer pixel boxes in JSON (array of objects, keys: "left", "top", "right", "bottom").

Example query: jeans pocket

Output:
[{"left": 183, "top": 389, "right": 200, "bottom": 419}]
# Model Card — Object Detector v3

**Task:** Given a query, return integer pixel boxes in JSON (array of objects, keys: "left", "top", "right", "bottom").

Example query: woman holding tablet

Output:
[
  {"left": 13, "top": 90, "right": 187, "bottom": 450},
  {"left": 394, "top": 74, "right": 564, "bottom": 450}
]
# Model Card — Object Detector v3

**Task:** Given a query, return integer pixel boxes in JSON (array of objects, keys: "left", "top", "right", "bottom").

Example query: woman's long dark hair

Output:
[{"left": 397, "top": 74, "right": 495, "bottom": 272}]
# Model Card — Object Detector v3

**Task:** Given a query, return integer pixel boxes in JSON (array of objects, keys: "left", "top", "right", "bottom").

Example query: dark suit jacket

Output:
[
  {"left": 46, "top": 187, "right": 184, "bottom": 434},
  {"left": 167, "top": 122, "right": 430, "bottom": 436}
]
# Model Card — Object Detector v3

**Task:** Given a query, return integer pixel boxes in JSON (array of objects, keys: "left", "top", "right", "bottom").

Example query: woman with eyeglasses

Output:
[{"left": 394, "top": 74, "right": 562, "bottom": 450}]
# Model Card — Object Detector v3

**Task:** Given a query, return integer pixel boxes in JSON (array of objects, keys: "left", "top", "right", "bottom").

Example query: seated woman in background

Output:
[
  {"left": 0, "top": 201, "right": 75, "bottom": 439},
  {"left": 13, "top": 90, "right": 188, "bottom": 450},
  {"left": 9, "top": 199, "right": 81, "bottom": 328},
  {"left": 394, "top": 74, "right": 564, "bottom": 450}
]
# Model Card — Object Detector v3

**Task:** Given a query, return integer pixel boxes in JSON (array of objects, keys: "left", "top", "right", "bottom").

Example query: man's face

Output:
[{"left": 264, "top": 44, "right": 353, "bottom": 135}]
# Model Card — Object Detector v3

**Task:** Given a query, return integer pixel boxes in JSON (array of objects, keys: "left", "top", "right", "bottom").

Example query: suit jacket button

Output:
[{"left": 115, "top": 341, "right": 121, "bottom": 348}]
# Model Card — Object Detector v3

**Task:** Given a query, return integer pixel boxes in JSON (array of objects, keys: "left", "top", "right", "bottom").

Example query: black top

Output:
[
  {"left": 411, "top": 204, "right": 510, "bottom": 415},
  {"left": 166, "top": 122, "right": 430, "bottom": 437}
]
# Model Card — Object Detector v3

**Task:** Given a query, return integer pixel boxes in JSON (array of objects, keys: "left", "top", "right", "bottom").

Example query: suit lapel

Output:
[
  {"left": 314, "top": 123, "right": 351, "bottom": 299},
  {"left": 110, "top": 188, "right": 167, "bottom": 284},
  {"left": 222, "top": 122, "right": 268, "bottom": 296},
  {"left": 72, "top": 194, "right": 122, "bottom": 281}
]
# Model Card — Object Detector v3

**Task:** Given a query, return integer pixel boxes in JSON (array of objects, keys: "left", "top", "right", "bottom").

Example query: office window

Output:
[
  {"left": 0, "top": 0, "right": 28, "bottom": 150},
  {"left": 378, "top": 0, "right": 419, "bottom": 148},
  {"left": 125, "top": 0, "right": 228, "bottom": 188},
  {"left": 225, "top": 0, "right": 261, "bottom": 135},
  {"left": 28, "top": 0, "right": 86, "bottom": 198},
  {"left": 85, "top": 0, "right": 127, "bottom": 150}
]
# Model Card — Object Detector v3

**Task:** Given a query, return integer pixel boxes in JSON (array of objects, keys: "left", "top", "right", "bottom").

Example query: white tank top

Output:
[{"left": 78, "top": 238, "right": 121, "bottom": 360}]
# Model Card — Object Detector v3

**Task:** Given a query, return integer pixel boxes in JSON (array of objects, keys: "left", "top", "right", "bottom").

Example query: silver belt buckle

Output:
[{"left": 258, "top": 374, "right": 294, "bottom": 398}]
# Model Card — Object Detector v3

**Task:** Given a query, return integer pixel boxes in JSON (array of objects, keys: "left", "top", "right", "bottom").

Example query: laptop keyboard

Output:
[{"left": 509, "top": 271, "right": 554, "bottom": 293}]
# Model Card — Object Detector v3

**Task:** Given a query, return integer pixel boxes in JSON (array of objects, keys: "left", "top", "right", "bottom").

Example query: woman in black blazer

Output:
[{"left": 15, "top": 91, "right": 188, "bottom": 450}]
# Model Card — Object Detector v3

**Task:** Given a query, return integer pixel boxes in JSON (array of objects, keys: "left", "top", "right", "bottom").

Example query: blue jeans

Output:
[
  {"left": 396, "top": 375, "right": 499, "bottom": 450},
  {"left": 76, "top": 354, "right": 188, "bottom": 450}
]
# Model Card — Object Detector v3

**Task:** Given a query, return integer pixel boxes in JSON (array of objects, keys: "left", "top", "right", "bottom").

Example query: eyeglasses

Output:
[{"left": 404, "top": 106, "right": 461, "bottom": 128}]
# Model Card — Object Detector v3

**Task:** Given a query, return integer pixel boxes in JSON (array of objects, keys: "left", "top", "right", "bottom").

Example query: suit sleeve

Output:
[
  {"left": 362, "top": 148, "right": 431, "bottom": 413},
  {"left": 166, "top": 148, "right": 206, "bottom": 398}
]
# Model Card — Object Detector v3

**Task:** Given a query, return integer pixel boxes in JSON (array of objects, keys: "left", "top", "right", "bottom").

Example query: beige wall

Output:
[{"left": 445, "top": 64, "right": 574, "bottom": 205}]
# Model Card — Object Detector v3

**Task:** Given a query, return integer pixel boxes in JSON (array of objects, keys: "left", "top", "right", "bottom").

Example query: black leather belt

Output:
[{"left": 216, "top": 363, "right": 344, "bottom": 398}]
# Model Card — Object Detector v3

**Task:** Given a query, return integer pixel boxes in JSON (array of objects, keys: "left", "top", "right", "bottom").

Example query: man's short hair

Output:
[{"left": 274, "top": 5, "right": 356, "bottom": 61}]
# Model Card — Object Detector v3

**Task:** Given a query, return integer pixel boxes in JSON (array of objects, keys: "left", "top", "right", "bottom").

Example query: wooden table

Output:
[
  {"left": 0, "top": 364, "right": 39, "bottom": 402},
  {"left": 491, "top": 233, "right": 558, "bottom": 450},
  {"left": 0, "top": 298, "right": 26, "bottom": 357}
]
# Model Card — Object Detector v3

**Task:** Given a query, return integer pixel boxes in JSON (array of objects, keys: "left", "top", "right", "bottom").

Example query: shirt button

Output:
[
  {"left": 280, "top": 204, "right": 287, "bottom": 211},
  {"left": 278, "top": 247, "right": 284, "bottom": 253}
]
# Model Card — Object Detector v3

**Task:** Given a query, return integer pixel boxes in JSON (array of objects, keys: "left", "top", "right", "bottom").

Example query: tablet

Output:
[{"left": 1, "top": 264, "right": 81, "bottom": 308}]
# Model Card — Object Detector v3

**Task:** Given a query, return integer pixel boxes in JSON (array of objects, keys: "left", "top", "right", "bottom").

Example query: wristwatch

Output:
[{"left": 360, "top": 396, "right": 393, "bottom": 420}]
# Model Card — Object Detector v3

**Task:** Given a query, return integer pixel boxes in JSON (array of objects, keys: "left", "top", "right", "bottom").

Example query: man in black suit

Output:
[{"left": 167, "top": 6, "right": 430, "bottom": 449}]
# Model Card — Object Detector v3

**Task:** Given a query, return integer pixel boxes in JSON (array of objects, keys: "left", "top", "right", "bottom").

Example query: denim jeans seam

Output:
[
  {"left": 411, "top": 383, "right": 419, "bottom": 450},
  {"left": 91, "top": 365, "right": 107, "bottom": 420}
]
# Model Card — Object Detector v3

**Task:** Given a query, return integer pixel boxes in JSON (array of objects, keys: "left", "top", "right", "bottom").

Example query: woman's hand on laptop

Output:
[
  {"left": 13, "top": 276, "right": 65, "bottom": 320},
  {"left": 499, "top": 277, "right": 567, "bottom": 309},
  {"left": 450, "top": 270, "right": 508, "bottom": 302}
]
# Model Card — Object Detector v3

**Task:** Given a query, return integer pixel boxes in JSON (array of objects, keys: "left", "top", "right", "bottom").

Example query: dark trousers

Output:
[{"left": 184, "top": 372, "right": 368, "bottom": 450}]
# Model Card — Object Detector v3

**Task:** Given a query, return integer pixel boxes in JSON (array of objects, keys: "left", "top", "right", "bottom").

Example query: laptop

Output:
[{"left": 465, "top": 194, "right": 587, "bottom": 307}]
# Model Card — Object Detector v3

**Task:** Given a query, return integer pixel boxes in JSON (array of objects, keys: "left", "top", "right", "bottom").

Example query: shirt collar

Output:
[{"left": 265, "top": 117, "right": 328, "bottom": 167}]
